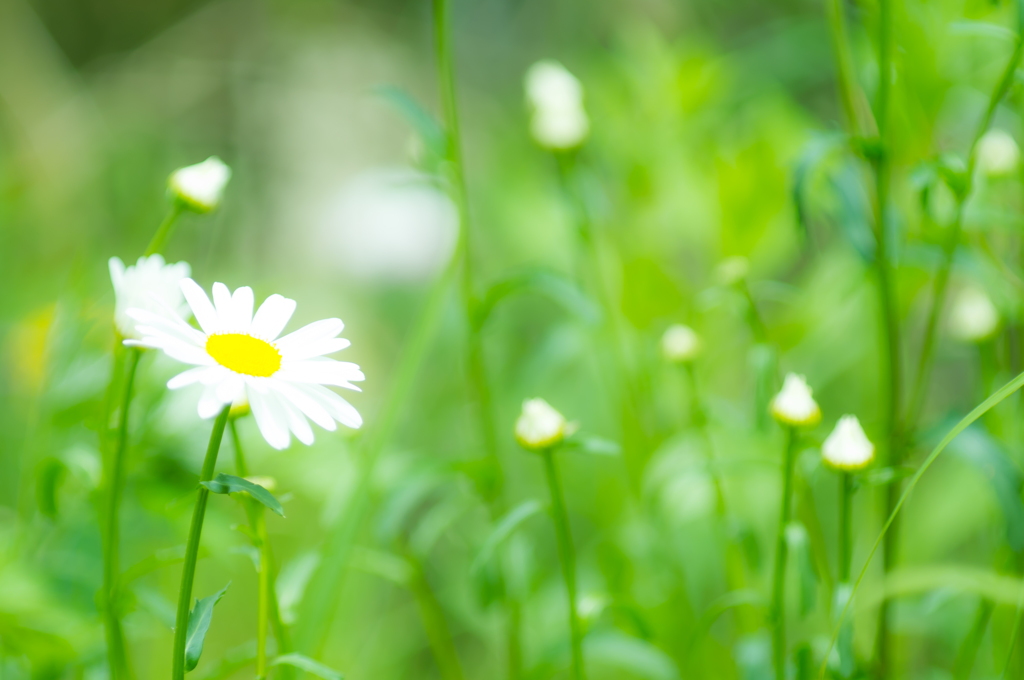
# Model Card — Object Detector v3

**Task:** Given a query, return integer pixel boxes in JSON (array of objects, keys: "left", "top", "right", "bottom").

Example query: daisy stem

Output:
[
  {"left": 102, "top": 346, "right": 141, "bottom": 680},
  {"left": 229, "top": 420, "right": 293, "bottom": 680},
  {"left": 839, "top": 471, "right": 852, "bottom": 583},
  {"left": 143, "top": 201, "right": 186, "bottom": 257},
  {"left": 770, "top": 426, "right": 798, "bottom": 679},
  {"left": 540, "top": 447, "right": 586, "bottom": 680},
  {"left": 172, "top": 405, "right": 231, "bottom": 680}
]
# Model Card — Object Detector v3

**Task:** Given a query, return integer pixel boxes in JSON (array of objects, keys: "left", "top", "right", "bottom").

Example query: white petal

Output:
[
  {"left": 250, "top": 294, "right": 296, "bottom": 341},
  {"left": 248, "top": 387, "right": 291, "bottom": 450},
  {"left": 232, "top": 286, "right": 255, "bottom": 331},
  {"left": 197, "top": 383, "right": 228, "bottom": 419},
  {"left": 271, "top": 380, "right": 336, "bottom": 432},
  {"left": 150, "top": 338, "right": 215, "bottom": 366},
  {"left": 167, "top": 366, "right": 217, "bottom": 390},
  {"left": 277, "top": 359, "right": 363, "bottom": 390},
  {"left": 109, "top": 257, "right": 125, "bottom": 291},
  {"left": 127, "top": 308, "right": 205, "bottom": 345},
  {"left": 275, "top": 319, "right": 344, "bottom": 355},
  {"left": 275, "top": 388, "right": 314, "bottom": 446},
  {"left": 180, "top": 279, "right": 220, "bottom": 335},
  {"left": 212, "top": 283, "right": 233, "bottom": 329},
  {"left": 216, "top": 372, "right": 245, "bottom": 404},
  {"left": 278, "top": 337, "right": 352, "bottom": 362},
  {"left": 299, "top": 383, "right": 362, "bottom": 429}
]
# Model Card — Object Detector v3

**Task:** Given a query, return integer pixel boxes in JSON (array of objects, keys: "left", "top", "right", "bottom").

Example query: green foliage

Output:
[
  {"left": 201, "top": 473, "right": 285, "bottom": 518},
  {"left": 185, "top": 584, "right": 230, "bottom": 672}
]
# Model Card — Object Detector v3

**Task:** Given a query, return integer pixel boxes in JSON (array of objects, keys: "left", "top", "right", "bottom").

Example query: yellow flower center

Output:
[{"left": 205, "top": 333, "right": 282, "bottom": 377}]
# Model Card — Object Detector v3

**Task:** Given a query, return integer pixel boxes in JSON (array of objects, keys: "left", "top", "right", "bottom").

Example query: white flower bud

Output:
[
  {"left": 771, "top": 373, "right": 821, "bottom": 427},
  {"left": 229, "top": 391, "right": 251, "bottom": 419},
  {"left": 661, "top": 324, "right": 701, "bottom": 363},
  {"left": 716, "top": 256, "right": 750, "bottom": 286},
  {"left": 109, "top": 255, "right": 191, "bottom": 339},
  {"left": 949, "top": 286, "right": 999, "bottom": 343},
  {"left": 525, "top": 60, "right": 589, "bottom": 150},
  {"left": 515, "top": 398, "right": 569, "bottom": 450},
  {"left": 976, "top": 129, "right": 1019, "bottom": 177},
  {"left": 822, "top": 415, "right": 874, "bottom": 470},
  {"left": 169, "top": 156, "right": 231, "bottom": 212}
]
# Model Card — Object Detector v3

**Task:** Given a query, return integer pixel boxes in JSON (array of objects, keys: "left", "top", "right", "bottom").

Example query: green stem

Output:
[
  {"left": 839, "top": 472, "right": 852, "bottom": 584},
  {"left": 541, "top": 448, "right": 586, "bottom": 680},
  {"left": 771, "top": 427, "right": 798, "bottom": 679},
  {"left": 683, "top": 363, "right": 726, "bottom": 516},
  {"left": 171, "top": 406, "right": 231, "bottom": 680},
  {"left": 507, "top": 599, "right": 523, "bottom": 680},
  {"left": 432, "top": 0, "right": 502, "bottom": 504},
  {"left": 905, "top": 34, "right": 1024, "bottom": 430},
  {"left": 409, "top": 551, "right": 466, "bottom": 680},
  {"left": 102, "top": 347, "right": 141, "bottom": 680},
  {"left": 230, "top": 420, "right": 292, "bottom": 680},
  {"left": 955, "top": 599, "right": 994, "bottom": 680},
  {"left": 143, "top": 201, "right": 186, "bottom": 257}
]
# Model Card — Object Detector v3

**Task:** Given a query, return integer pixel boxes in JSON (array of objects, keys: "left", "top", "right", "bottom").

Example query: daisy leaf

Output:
[
  {"left": 201, "top": 473, "right": 285, "bottom": 518},
  {"left": 184, "top": 583, "right": 229, "bottom": 671},
  {"left": 471, "top": 499, "right": 546, "bottom": 575},
  {"left": 271, "top": 653, "right": 344, "bottom": 680}
]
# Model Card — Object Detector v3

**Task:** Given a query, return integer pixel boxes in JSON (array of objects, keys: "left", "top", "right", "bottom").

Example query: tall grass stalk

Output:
[
  {"left": 540, "top": 447, "right": 586, "bottom": 680},
  {"left": 838, "top": 472, "right": 852, "bottom": 583},
  {"left": 770, "top": 426, "right": 798, "bottom": 677},
  {"left": 101, "top": 346, "right": 140, "bottom": 680},
  {"left": 171, "top": 405, "right": 231, "bottom": 680}
]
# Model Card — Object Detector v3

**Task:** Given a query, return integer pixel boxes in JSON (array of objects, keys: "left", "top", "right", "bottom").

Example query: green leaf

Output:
[
  {"left": 791, "top": 133, "right": 847, "bottom": 245},
  {"left": 584, "top": 631, "right": 680, "bottom": 680},
  {"left": 471, "top": 499, "right": 545, "bottom": 574},
  {"left": 35, "top": 457, "right": 66, "bottom": 519},
  {"left": 349, "top": 548, "right": 414, "bottom": 588},
  {"left": 940, "top": 423, "right": 1024, "bottom": 550},
  {"left": 734, "top": 633, "right": 773, "bottom": 680},
  {"left": 563, "top": 434, "right": 622, "bottom": 457},
  {"left": 786, "top": 523, "right": 817, "bottom": 616},
  {"left": 271, "top": 653, "right": 344, "bottom": 680},
  {"left": 374, "top": 86, "right": 446, "bottom": 159},
  {"left": 184, "top": 583, "right": 230, "bottom": 671},
  {"left": 201, "top": 473, "right": 284, "bottom": 518},
  {"left": 821, "top": 369, "right": 1024, "bottom": 677},
  {"left": 475, "top": 268, "right": 601, "bottom": 329}
]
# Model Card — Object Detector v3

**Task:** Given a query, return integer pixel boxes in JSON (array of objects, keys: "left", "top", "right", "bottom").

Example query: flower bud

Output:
[
  {"left": 169, "top": 156, "right": 231, "bottom": 213},
  {"left": 229, "top": 392, "right": 251, "bottom": 419},
  {"left": 515, "top": 398, "right": 569, "bottom": 451},
  {"left": 109, "top": 255, "right": 191, "bottom": 339},
  {"left": 525, "top": 60, "right": 589, "bottom": 150},
  {"left": 771, "top": 373, "right": 821, "bottom": 427},
  {"left": 976, "top": 129, "right": 1019, "bottom": 177},
  {"left": 949, "top": 286, "right": 999, "bottom": 343},
  {"left": 661, "top": 324, "right": 701, "bottom": 363},
  {"left": 821, "top": 415, "right": 874, "bottom": 470}
]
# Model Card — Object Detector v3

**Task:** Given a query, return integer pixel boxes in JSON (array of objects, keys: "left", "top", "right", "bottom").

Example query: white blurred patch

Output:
[{"left": 313, "top": 168, "right": 458, "bottom": 282}]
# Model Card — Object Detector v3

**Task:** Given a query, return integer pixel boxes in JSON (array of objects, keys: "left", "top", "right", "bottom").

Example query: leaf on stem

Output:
[
  {"left": 201, "top": 473, "right": 285, "bottom": 518},
  {"left": 584, "top": 631, "right": 680, "bottom": 680},
  {"left": 471, "top": 499, "right": 546, "bottom": 575},
  {"left": 271, "top": 653, "right": 345, "bottom": 680},
  {"left": 184, "top": 583, "right": 230, "bottom": 671}
]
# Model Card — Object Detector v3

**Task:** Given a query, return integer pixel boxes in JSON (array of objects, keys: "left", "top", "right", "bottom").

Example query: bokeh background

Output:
[{"left": 4, "top": 0, "right": 1024, "bottom": 677}]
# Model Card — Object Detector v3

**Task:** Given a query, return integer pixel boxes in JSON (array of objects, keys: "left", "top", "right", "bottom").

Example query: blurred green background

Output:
[{"left": 5, "top": 0, "right": 1024, "bottom": 677}]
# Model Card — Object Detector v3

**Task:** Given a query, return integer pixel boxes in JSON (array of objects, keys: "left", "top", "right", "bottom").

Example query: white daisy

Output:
[
  {"left": 515, "top": 398, "right": 570, "bottom": 451},
  {"left": 109, "top": 254, "right": 192, "bottom": 339},
  {"left": 124, "top": 278, "right": 363, "bottom": 449}
]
